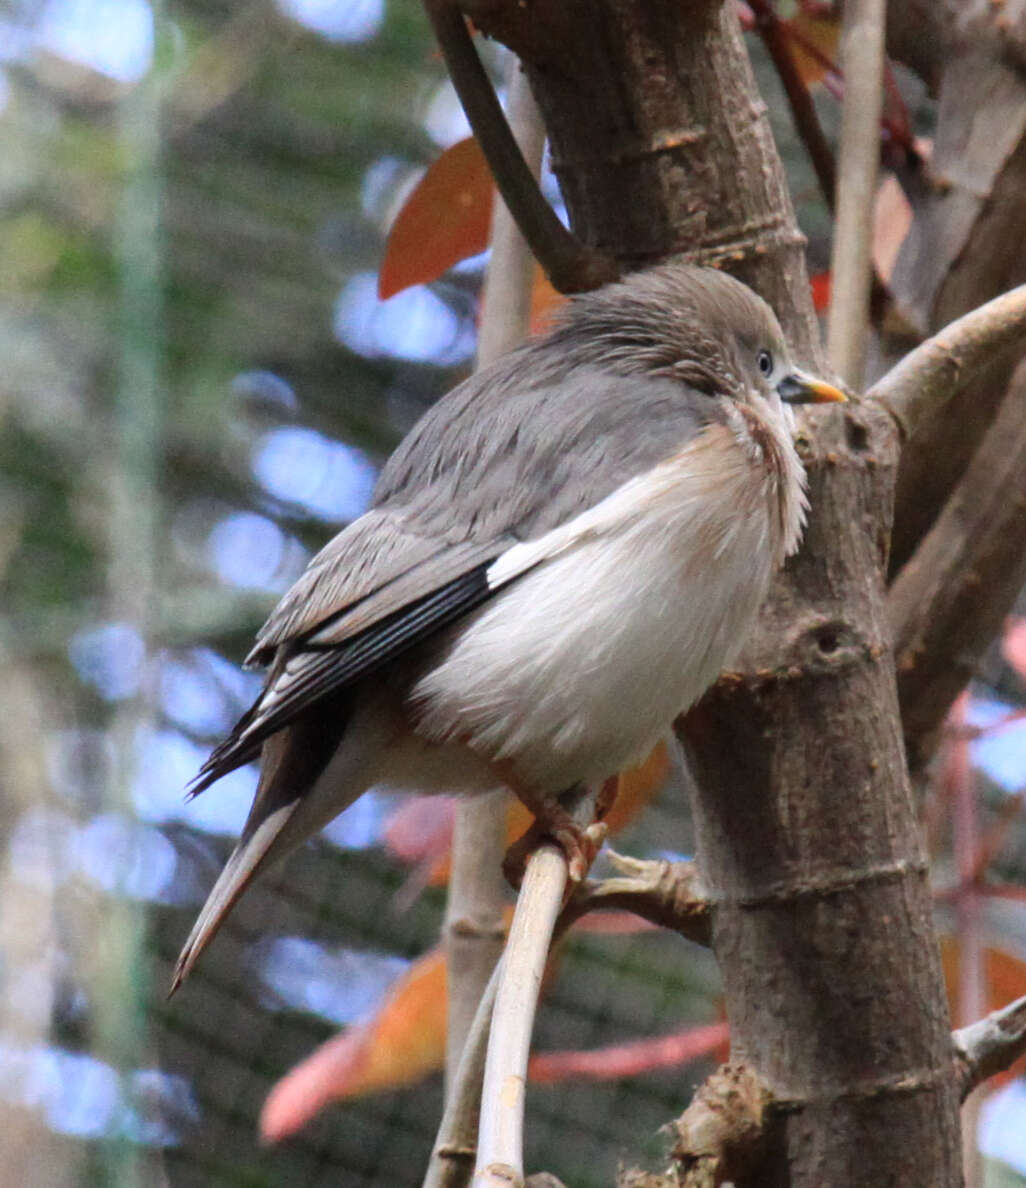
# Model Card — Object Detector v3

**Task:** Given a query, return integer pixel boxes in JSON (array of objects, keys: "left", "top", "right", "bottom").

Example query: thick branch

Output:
[
  {"left": 889, "top": 361, "right": 1026, "bottom": 771},
  {"left": 868, "top": 284, "right": 1026, "bottom": 439},
  {"left": 954, "top": 994, "right": 1026, "bottom": 1100},
  {"left": 423, "top": 1, "right": 616, "bottom": 293}
]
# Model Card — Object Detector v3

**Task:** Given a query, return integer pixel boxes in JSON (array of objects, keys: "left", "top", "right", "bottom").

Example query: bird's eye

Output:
[{"left": 757, "top": 350, "right": 773, "bottom": 377}]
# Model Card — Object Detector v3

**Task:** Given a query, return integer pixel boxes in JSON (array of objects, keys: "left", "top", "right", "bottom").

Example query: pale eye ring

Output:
[{"left": 757, "top": 349, "right": 774, "bottom": 377}]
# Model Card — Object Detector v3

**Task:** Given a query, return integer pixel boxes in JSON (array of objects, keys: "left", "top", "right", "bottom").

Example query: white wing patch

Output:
[{"left": 485, "top": 442, "right": 729, "bottom": 591}]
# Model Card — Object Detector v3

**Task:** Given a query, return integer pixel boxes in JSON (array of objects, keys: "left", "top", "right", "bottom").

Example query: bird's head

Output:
[{"left": 550, "top": 262, "right": 846, "bottom": 419}]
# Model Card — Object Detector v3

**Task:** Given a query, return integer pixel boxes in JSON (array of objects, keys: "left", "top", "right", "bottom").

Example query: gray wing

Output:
[
  {"left": 193, "top": 353, "right": 715, "bottom": 792},
  {"left": 252, "top": 351, "right": 718, "bottom": 660}
]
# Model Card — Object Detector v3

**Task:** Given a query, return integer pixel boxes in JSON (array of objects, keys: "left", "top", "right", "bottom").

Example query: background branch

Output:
[
  {"left": 444, "top": 58, "right": 543, "bottom": 1095},
  {"left": 425, "top": 960, "right": 503, "bottom": 1188},
  {"left": 826, "top": 0, "right": 886, "bottom": 387},
  {"left": 889, "top": 361, "right": 1026, "bottom": 772},
  {"left": 882, "top": 2, "right": 1026, "bottom": 572}
]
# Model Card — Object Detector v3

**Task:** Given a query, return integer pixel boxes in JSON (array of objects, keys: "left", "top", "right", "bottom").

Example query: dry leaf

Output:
[{"left": 379, "top": 136, "right": 494, "bottom": 299}]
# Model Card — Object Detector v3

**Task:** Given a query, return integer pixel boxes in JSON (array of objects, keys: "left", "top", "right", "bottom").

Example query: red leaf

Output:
[
  {"left": 528, "top": 1021, "right": 729, "bottom": 1084},
  {"left": 378, "top": 137, "right": 494, "bottom": 299},
  {"left": 810, "top": 271, "right": 830, "bottom": 312}
]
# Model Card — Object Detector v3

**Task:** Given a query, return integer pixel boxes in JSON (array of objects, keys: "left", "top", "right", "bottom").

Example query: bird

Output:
[{"left": 171, "top": 262, "right": 845, "bottom": 993}]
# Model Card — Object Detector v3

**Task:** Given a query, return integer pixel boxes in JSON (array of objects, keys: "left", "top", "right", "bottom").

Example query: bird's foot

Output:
[{"left": 502, "top": 808, "right": 608, "bottom": 889}]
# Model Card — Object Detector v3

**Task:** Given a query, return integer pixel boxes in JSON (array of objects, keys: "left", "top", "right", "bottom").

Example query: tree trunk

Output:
[{"left": 460, "top": 0, "right": 963, "bottom": 1183}]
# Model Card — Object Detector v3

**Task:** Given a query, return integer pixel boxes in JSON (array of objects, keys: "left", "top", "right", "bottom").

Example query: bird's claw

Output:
[{"left": 503, "top": 814, "right": 608, "bottom": 890}]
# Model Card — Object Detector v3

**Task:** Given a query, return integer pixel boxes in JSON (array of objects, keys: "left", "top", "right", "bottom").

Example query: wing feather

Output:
[{"left": 190, "top": 557, "right": 505, "bottom": 795}]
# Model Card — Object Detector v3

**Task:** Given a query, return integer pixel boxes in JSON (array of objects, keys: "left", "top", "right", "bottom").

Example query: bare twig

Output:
[
  {"left": 826, "top": 0, "right": 886, "bottom": 386},
  {"left": 954, "top": 994, "right": 1026, "bottom": 1100},
  {"left": 948, "top": 693, "right": 986, "bottom": 1187},
  {"left": 561, "top": 852, "right": 711, "bottom": 947},
  {"left": 422, "top": 0, "right": 617, "bottom": 294},
  {"left": 473, "top": 789, "right": 598, "bottom": 1188},
  {"left": 868, "top": 284, "right": 1026, "bottom": 439},
  {"left": 445, "top": 59, "right": 543, "bottom": 1095}
]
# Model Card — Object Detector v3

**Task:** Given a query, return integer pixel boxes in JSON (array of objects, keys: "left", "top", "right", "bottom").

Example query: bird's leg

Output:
[{"left": 497, "top": 766, "right": 616, "bottom": 887}]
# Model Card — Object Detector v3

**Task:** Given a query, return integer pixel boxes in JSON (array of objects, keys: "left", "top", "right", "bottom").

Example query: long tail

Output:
[{"left": 171, "top": 691, "right": 356, "bottom": 995}]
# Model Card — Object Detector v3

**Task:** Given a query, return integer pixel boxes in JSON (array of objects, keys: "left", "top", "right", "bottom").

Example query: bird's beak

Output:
[{"left": 777, "top": 368, "right": 847, "bottom": 405}]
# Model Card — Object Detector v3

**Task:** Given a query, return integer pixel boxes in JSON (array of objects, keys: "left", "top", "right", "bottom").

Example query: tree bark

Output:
[{"left": 457, "top": 0, "right": 963, "bottom": 1183}]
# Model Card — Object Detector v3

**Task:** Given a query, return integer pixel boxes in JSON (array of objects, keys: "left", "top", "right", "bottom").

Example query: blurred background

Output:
[{"left": 1, "top": 1, "right": 1025, "bottom": 1184}]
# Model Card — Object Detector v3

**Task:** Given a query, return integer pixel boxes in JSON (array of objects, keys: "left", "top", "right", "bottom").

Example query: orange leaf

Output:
[
  {"left": 783, "top": 13, "right": 840, "bottom": 87},
  {"left": 379, "top": 137, "right": 494, "bottom": 299},
  {"left": 529, "top": 264, "right": 568, "bottom": 335},
  {"left": 261, "top": 949, "right": 449, "bottom": 1141},
  {"left": 528, "top": 1021, "right": 729, "bottom": 1083}
]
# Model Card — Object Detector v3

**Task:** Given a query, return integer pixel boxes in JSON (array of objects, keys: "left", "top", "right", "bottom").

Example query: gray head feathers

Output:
[{"left": 544, "top": 262, "right": 791, "bottom": 398}]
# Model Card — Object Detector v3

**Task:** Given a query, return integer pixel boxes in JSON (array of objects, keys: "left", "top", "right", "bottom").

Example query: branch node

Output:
[{"left": 670, "top": 1063, "right": 772, "bottom": 1188}]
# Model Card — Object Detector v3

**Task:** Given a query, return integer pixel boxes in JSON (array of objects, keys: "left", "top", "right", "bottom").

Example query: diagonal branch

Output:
[
  {"left": 749, "top": 0, "right": 893, "bottom": 327},
  {"left": 954, "top": 993, "right": 1026, "bottom": 1100},
  {"left": 749, "top": 1, "right": 836, "bottom": 211},
  {"left": 422, "top": 0, "right": 617, "bottom": 294},
  {"left": 868, "top": 284, "right": 1026, "bottom": 439}
]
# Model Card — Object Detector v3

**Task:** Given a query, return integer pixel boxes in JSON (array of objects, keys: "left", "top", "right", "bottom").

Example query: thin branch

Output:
[
  {"left": 422, "top": 0, "right": 618, "bottom": 294},
  {"left": 473, "top": 846, "right": 567, "bottom": 1188},
  {"left": 750, "top": 1, "right": 836, "bottom": 209},
  {"left": 826, "top": 0, "right": 886, "bottom": 386},
  {"left": 445, "top": 58, "right": 542, "bottom": 1096},
  {"left": 425, "top": 959, "right": 504, "bottom": 1188},
  {"left": 954, "top": 994, "right": 1026, "bottom": 1100},
  {"left": 868, "top": 284, "right": 1026, "bottom": 439},
  {"left": 561, "top": 852, "right": 711, "bottom": 947},
  {"left": 750, "top": 1, "right": 893, "bottom": 327},
  {"left": 473, "top": 788, "right": 599, "bottom": 1188}
]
